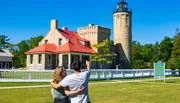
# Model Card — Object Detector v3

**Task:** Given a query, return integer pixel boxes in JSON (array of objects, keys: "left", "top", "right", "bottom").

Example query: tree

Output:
[
  {"left": 159, "top": 36, "right": 173, "bottom": 62},
  {"left": 91, "top": 39, "right": 117, "bottom": 69},
  {"left": 0, "top": 35, "right": 10, "bottom": 49},
  {"left": 142, "top": 44, "right": 153, "bottom": 62},
  {"left": 132, "top": 41, "right": 144, "bottom": 69},
  {"left": 12, "top": 50, "right": 21, "bottom": 68},
  {"left": 151, "top": 42, "right": 160, "bottom": 64},
  {"left": 18, "top": 40, "right": 30, "bottom": 67},
  {"left": 141, "top": 44, "right": 153, "bottom": 68},
  {"left": 28, "top": 35, "right": 44, "bottom": 49},
  {"left": 168, "top": 31, "right": 180, "bottom": 69},
  {"left": 12, "top": 35, "right": 43, "bottom": 68},
  {"left": 110, "top": 40, "right": 114, "bottom": 46}
]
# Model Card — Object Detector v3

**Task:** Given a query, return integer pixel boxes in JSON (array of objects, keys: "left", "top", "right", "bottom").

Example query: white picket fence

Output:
[{"left": 0, "top": 69, "right": 179, "bottom": 82}]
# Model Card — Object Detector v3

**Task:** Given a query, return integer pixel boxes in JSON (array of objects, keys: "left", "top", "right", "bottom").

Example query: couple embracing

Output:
[{"left": 51, "top": 60, "right": 91, "bottom": 103}]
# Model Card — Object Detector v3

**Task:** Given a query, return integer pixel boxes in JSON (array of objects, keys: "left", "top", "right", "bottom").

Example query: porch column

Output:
[
  {"left": 68, "top": 54, "right": 71, "bottom": 70},
  {"left": 26, "top": 55, "right": 30, "bottom": 69},
  {"left": 42, "top": 54, "right": 45, "bottom": 70},
  {"left": 59, "top": 54, "right": 63, "bottom": 66},
  {"left": 80, "top": 54, "right": 82, "bottom": 62}
]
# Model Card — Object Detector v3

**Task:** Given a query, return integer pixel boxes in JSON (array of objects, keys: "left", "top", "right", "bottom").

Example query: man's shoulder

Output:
[
  {"left": 83, "top": 70, "right": 91, "bottom": 74},
  {"left": 65, "top": 73, "right": 75, "bottom": 79},
  {"left": 81, "top": 70, "right": 91, "bottom": 76}
]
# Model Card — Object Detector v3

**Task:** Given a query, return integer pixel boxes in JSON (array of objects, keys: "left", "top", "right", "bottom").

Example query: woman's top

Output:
[{"left": 51, "top": 85, "right": 67, "bottom": 99}]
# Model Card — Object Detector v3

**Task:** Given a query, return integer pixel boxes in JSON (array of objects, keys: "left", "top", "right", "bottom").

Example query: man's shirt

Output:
[{"left": 60, "top": 70, "right": 91, "bottom": 103}]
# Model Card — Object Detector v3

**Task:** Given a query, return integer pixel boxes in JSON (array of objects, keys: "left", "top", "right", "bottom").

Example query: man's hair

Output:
[{"left": 72, "top": 61, "right": 81, "bottom": 71}]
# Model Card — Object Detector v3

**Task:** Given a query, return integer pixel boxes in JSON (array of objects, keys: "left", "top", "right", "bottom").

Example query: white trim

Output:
[{"left": 60, "top": 52, "right": 91, "bottom": 56}]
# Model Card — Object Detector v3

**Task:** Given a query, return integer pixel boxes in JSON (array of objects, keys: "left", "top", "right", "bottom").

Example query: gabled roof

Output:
[
  {"left": 56, "top": 29, "right": 94, "bottom": 53},
  {"left": 25, "top": 28, "right": 95, "bottom": 54},
  {"left": 54, "top": 39, "right": 95, "bottom": 53},
  {"left": 25, "top": 43, "right": 58, "bottom": 54},
  {"left": 0, "top": 49, "right": 13, "bottom": 57},
  {"left": 58, "top": 29, "right": 90, "bottom": 42}
]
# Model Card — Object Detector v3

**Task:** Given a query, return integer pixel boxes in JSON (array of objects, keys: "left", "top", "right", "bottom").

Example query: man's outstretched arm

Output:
[{"left": 86, "top": 60, "right": 91, "bottom": 70}]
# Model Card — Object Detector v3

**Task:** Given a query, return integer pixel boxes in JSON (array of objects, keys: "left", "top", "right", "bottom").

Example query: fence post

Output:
[
  {"left": 103, "top": 71, "right": 105, "bottom": 79},
  {"left": 133, "top": 70, "right": 135, "bottom": 77},
  {"left": 110, "top": 70, "right": 113, "bottom": 79},
  {"left": 28, "top": 71, "right": 31, "bottom": 80},
  {"left": 122, "top": 71, "right": 125, "bottom": 77},
  {"left": 150, "top": 70, "right": 152, "bottom": 76}
]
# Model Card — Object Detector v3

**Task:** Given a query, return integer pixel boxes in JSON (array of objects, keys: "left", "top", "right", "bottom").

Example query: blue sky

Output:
[{"left": 0, "top": 0, "right": 180, "bottom": 45}]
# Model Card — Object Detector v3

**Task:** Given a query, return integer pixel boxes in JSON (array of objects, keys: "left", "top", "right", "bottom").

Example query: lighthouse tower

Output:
[{"left": 113, "top": 0, "right": 132, "bottom": 69}]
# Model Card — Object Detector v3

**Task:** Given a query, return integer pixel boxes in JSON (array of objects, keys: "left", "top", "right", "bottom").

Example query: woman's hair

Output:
[{"left": 52, "top": 66, "right": 65, "bottom": 84}]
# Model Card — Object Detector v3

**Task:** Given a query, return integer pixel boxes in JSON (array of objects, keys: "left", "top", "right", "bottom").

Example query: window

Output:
[
  {"left": 85, "top": 42, "right": 90, "bottom": 47},
  {"left": 126, "top": 15, "right": 129, "bottom": 25},
  {"left": 30, "top": 55, "right": 33, "bottom": 64},
  {"left": 38, "top": 54, "right": 42, "bottom": 64},
  {"left": 48, "top": 54, "right": 52, "bottom": 64},
  {"left": 59, "top": 38, "right": 62, "bottom": 46},
  {"left": 56, "top": 54, "right": 59, "bottom": 64}
]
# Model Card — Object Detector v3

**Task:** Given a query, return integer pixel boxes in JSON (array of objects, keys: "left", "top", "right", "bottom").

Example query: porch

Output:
[{"left": 27, "top": 52, "right": 91, "bottom": 70}]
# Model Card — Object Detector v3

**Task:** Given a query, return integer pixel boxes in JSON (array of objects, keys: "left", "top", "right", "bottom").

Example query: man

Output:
[{"left": 51, "top": 60, "right": 91, "bottom": 103}]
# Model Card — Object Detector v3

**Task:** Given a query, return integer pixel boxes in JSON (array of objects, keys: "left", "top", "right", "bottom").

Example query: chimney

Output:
[
  {"left": 51, "top": 20, "right": 58, "bottom": 30},
  {"left": 62, "top": 26, "right": 68, "bottom": 30}
]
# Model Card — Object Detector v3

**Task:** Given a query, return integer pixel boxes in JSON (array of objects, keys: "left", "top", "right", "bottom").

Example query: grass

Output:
[{"left": 1, "top": 77, "right": 180, "bottom": 103}]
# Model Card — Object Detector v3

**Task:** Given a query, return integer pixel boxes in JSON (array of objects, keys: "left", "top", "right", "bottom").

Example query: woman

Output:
[{"left": 51, "top": 66, "right": 84, "bottom": 103}]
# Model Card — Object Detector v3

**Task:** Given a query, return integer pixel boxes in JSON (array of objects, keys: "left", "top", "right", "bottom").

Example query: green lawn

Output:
[{"left": 1, "top": 77, "right": 180, "bottom": 103}]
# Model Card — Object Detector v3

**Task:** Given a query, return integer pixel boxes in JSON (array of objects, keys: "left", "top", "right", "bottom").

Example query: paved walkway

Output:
[{"left": 0, "top": 77, "right": 180, "bottom": 90}]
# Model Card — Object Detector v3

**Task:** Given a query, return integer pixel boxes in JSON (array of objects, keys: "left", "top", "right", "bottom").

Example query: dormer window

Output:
[
  {"left": 59, "top": 38, "right": 62, "bottom": 46},
  {"left": 85, "top": 42, "right": 90, "bottom": 47}
]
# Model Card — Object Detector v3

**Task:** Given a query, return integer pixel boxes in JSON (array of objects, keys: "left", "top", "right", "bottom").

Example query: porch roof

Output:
[{"left": 25, "top": 43, "right": 58, "bottom": 54}]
